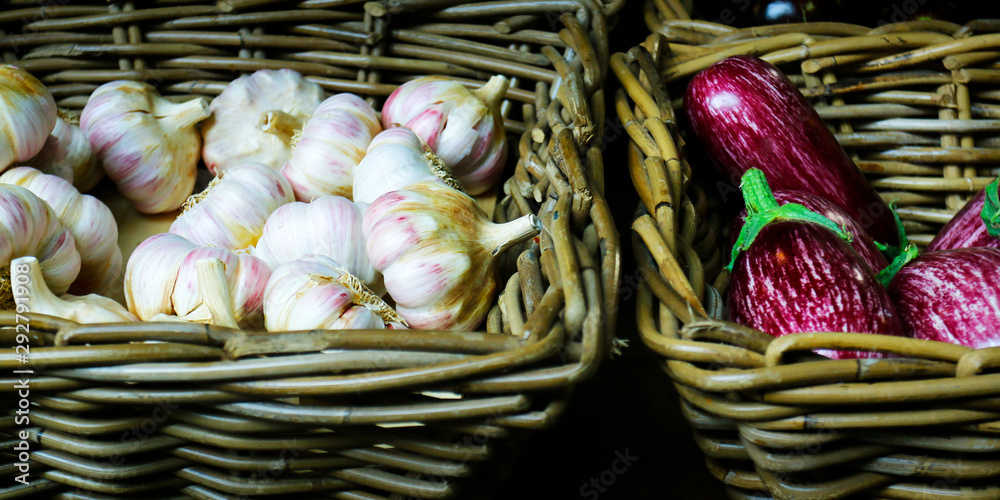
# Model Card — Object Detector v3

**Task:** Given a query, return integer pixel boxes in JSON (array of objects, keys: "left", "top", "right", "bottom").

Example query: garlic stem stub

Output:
[
  {"left": 81, "top": 81, "right": 209, "bottom": 214},
  {"left": 11, "top": 256, "right": 137, "bottom": 323},
  {"left": 363, "top": 181, "right": 541, "bottom": 331},
  {"left": 254, "top": 195, "right": 383, "bottom": 294},
  {"left": 353, "top": 127, "right": 463, "bottom": 205},
  {"left": 264, "top": 255, "right": 405, "bottom": 332},
  {"left": 280, "top": 93, "right": 382, "bottom": 201},
  {"left": 170, "top": 162, "right": 294, "bottom": 250},
  {"left": 0, "top": 65, "right": 57, "bottom": 172},
  {"left": 380, "top": 75, "right": 509, "bottom": 195},
  {"left": 25, "top": 115, "right": 103, "bottom": 192},
  {"left": 0, "top": 167, "right": 122, "bottom": 296},
  {"left": 201, "top": 69, "right": 325, "bottom": 174}
]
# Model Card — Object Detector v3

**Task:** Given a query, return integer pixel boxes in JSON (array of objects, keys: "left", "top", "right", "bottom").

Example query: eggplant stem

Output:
[
  {"left": 982, "top": 177, "right": 1000, "bottom": 239},
  {"left": 877, "top": 242, "right": 918, "bottom": 288}
]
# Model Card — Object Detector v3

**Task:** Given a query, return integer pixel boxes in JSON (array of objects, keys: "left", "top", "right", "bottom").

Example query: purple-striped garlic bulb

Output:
[
  {"left": 25, "top": 115, "right": 103, "bottom": 192},
  {"left": 12, "top": 256, "right": 136, "bottom": 324},
  {"left": 170, "top": 162, "right": 294, "bottom": 250},
  {"left": 353, "top": 127, "right": 462, "bottom": 205},
  {"left": 381, "top": 75, "right": 509, "bottom": 195},
  {"left": 201, "top": 69, "right": 325, "bottom": 175},
  {"left": 0, "top": 65, "right": 57, "bottom": 172},
  {"left": 82, "top": 81, "right": 209, "bottom": 214},
  {"left": 281, "top": 94, "right": 382, "bottom": 201},
  {"left": 364, "top": 181, "right": 540, "bottom": 331},
  {"left": 253, "top": 196, "right": 381, "bottom": 294},
  {"left": 0, "top": 167, "right": 121, "bottom": 296},
  {"left": 0, "top": 184, "right": 80, "bottom": 304},
  {"left": 124, "top": 233, "right": 270, "bottom": 329},
  {"left": 263, "top": 255, "right": 405, "bottom": 332}
]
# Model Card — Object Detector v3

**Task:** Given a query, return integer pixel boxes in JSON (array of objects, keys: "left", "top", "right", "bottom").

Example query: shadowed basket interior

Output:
[
  {"left": 0, "top": 1, "right": 623, "bottom": 498},
  {"left": 613, "top": 1, "right": 1000, "bottom": 499}
]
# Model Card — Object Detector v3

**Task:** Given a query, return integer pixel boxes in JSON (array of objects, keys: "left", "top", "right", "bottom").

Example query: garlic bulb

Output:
[
  {"left": 202, "top": 69, "right": 325, "bottom": 174},
  {"left": 363, "top": 181, "right": 540, "bottom": 330},
  {"left": 264, "top": 255, "right": 405, "bottom": 332},
  {"left": 11, "top": 256, "right": 136, "bottom": 323},
  {"left": 353, "top": 127, "right": 462, "bottom": 205},
  {"left": 124, "top": 233, "right": 270, "bottom": 329},
  {"left": 25, "top": 115, "right": 103, "bottom": 192},
  {"left": 0, "top": 184, "right": 80, "bottom": 302},
  {"left": 170, "top": 162, "right": 294, "bottom": 250},
  {"left": 380, "top": 75, "right": 509, "bottom": 195},
  {"left": 81, "top": 81, "right": 209, "bottom": 214},
  {"left": 0, "top": 167, "right": 121, "bottom": 295},
  {"left": 0, "top": 65, "right": 57, "bottom": 172},
  {"left": 254, "top": 196, "right": 382, "bottom": 294},
  {"left": 280, "top": 93, "right": 382, "bottom": 201}
]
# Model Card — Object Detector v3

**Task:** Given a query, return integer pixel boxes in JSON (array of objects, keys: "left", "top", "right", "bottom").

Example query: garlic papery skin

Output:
[
  {"left": 363, "top": 181, "right": 540, "bottom": 331},
  {"left": 263, "top": 255, "right": 405, "bottom": 332},
  {"left": 201, "top": 69, "right": 325, "bottom": 175},
  {"left": 169, "top": 162, "right": 294, "bottom": 250},
  {"left": 81, "top": 81, "right": 209, "bottom": 214},
  {"left": 280, "top": 93, "right": 382, "bottom": 201},
  {"left": 380, "top": 75, "right": 509, "bottom": 195},
  {"left": 0, "top": 167, "right": 122, "bottom": 296},
  {"left": 0, "top": 65, "right": 57, "bottom": 172},
  {"left": 353, "top": 127, "right": 462, "bottom": 205},
  {"left": 0, "top": 184, "right": 80, "bottom": 301},
  {"left": 253, "top": 196, "right": 382, "bottom": 294},
  {"left": 25, "top": 116, "right": 103, "bottom": 192},
  {"left": 11, "top": 256, "right": 137, "bottom": 323}
]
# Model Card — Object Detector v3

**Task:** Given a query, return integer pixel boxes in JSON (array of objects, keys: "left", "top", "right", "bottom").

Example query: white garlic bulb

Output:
[
  {"left": 0, "top": 167, "right": 121, "bottom": 296},
  {"left": 201, "top": 69, "right": 325, "bottom": 174},
  {"left": 263, "top": 255, "right": 405, "bottom": 332},
  {"left": 0, "top": 184, "right": 80, "bottom": 301},
  {"left": 169, "top": 162, "right": 294, "bottom": 250},
  {"left": 11, "top": 256, "right": 136, "bottom": 323},
  {"left": 0, "top": 65, "right": 57, "bottom": 172},
  {"left": 280, "top": 93, "right": 382, "bottom": 201},
  {"left": 253, "top": 196, "right": 382, "bottom": 294},
  {"left": 25, "top": 115, "right": 103, "bottom": 192},
  {"left": 81, "top": 81, "right": 209, "bottom": 214},
  {"left": 353, "top": 127, "right": 462, "bottom": 205}
]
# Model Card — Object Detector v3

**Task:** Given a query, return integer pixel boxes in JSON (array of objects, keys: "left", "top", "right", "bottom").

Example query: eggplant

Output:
[
  {"left": 686, "top": 56, "right": 899, "bottom": 248},
  {"left": 727, "top": 170, "right": 904, "bottom": 359},
  {"left": 888, "top": 248, "right": 1000, "bottom": 349},
  {"left": 926, "top": 180, "right": 1000, "bottom": 252}
]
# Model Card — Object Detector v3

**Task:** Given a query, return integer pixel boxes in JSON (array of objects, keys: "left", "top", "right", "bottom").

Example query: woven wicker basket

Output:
[
  {"left": 613, "top": 1, "right": 1000, "bottom": 499},
  {"left": 0, "top": 1, "right": 623, "bottom": 498}
]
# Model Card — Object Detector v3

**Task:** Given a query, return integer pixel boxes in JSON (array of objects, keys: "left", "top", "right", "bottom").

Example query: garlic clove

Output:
[
  {"left": 352, "top": 127, "right": 463, "bottom": 205},
  {"left": 253, "top": 195, "right": 382, "bottom": 295},
  {"left": 0, "top": 65, "right": 57, "bottom": 172},
  {"left": 363, "top": 181, "right": 540, "bottom": 331},
  {"left": 11, "top": 256, "right": 136, "bottom": 323},
  {"left": 123, "top": 233, "right": 197, "bottom": 320},
  {"left": 263, "top": 255, "right": 404, "bottom": 332},
  {"left": 169, "top": 162, "right": 294, "bottom": 250},
  {"left": 0, "top": 166, "right": 122, "bottom": 296},
  {"left": 381, "top": 75, "right": 509, "bottom": 195},
  {"left": 201, "top": 69, "right": 325, "bottom": 174},
  {"left": 280, "top": 93, "right": 382, "bottom": 201},
  {"left": 81, "top": 81, "right": 209, "bottom": 214},
  {"left": 25, "top": 114, "right": 103, "bottom": 192}
]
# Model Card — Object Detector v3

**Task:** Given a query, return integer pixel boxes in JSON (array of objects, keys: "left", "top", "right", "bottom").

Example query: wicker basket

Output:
[
  {"left": 613, "top": 2, "right": 1000, "bottom": 499},
  {"left": 0, "top": 1, "right": 623, "bottom": 498}
]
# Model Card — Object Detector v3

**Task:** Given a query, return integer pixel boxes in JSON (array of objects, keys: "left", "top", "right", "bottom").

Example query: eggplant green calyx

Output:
[
  {"left": 877, "top": 242, "right": 918, "bottom": 288},
  {"left": 982, "top": 178, "right": 1000, "bottom": 239},
  {"left": 726, "top": 168, "right": 853, "bottom": 272},
  {"left": 873, "top": 200, "right": 909, "bottom": 260}
]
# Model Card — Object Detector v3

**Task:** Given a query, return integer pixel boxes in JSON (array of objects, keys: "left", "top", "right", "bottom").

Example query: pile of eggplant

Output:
[{"left": 685, "top": 56, "right": 1000, "bottom": 358}]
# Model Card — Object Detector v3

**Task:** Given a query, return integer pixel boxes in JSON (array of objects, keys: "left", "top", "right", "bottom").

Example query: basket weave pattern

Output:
[
  {"left": 0, "top": 1, "right": 622, "bottom": 498},
  {"left": 614, "top": 1, "right": 1000, "bottom": 499}
]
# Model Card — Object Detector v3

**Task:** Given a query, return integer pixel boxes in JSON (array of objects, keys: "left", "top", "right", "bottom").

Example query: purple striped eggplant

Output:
[
  {"left": 727, "top": 170, "right": 904, "bottom": 359},
  {"left": 730, "top": 190, "right": 888, "bottom": 272},
  {"left": 686, "top": 55, "right": 899, "bottom": 247},
  {"left": 888, "top": 248, "right": 1000, "bottom": 349},
  {"left": 926, "top": 179, "right": 1000, "bottom": 251}
]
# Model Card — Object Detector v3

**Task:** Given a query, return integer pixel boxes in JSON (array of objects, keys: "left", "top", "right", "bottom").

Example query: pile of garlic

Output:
[{"left": 2, "top": 65, "right": 535, "bottom": 334}]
